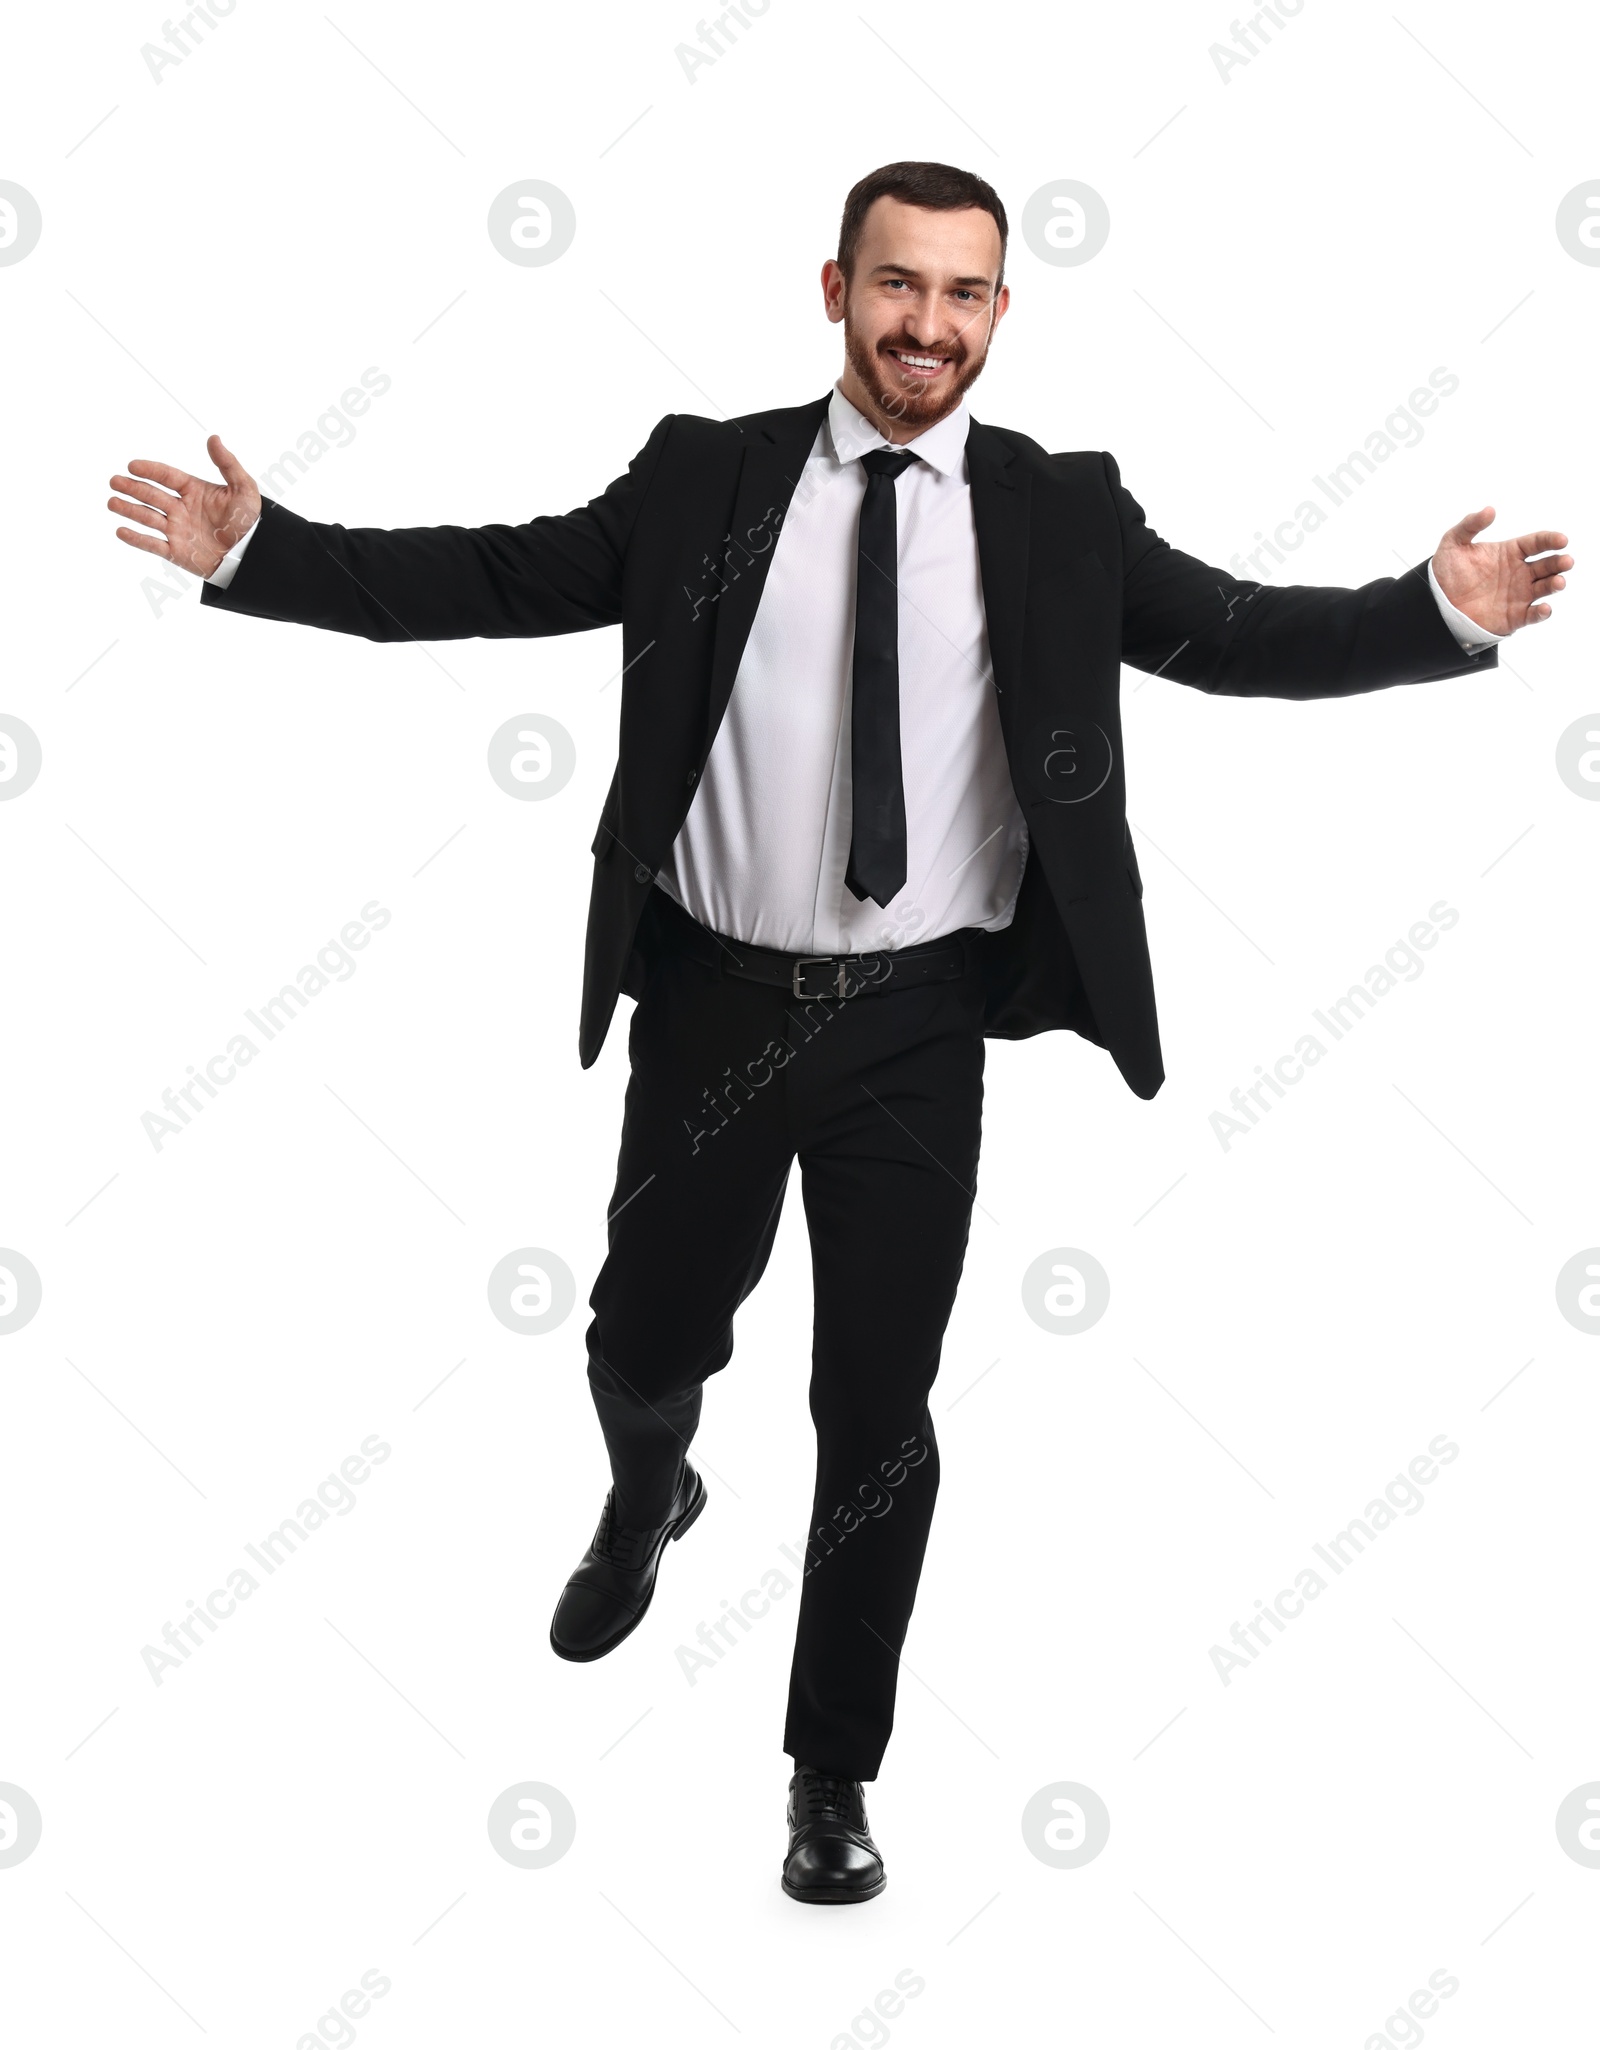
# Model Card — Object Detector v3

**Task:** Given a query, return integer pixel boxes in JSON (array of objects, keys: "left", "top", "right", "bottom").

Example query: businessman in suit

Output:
[{"left": 108, "top": 160, "right": 1571, "bottom": 1904}]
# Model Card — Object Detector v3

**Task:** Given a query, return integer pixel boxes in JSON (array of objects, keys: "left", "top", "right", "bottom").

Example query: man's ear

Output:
[{"left": 821, "top": 258, "right": 847, "bottom": 325}]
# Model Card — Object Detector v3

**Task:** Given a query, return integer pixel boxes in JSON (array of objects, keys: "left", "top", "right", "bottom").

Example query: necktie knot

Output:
[{"left": 860, "top": 447, "right": 919, "bottom": 482}]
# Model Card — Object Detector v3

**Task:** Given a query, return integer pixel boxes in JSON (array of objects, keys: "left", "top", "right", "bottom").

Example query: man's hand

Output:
[
  {"left": 108, "top": 435, "right": 261, "bottom": 578},
  {"left": 1432, "top": 507, "right": 1573, "bottom": 636}
]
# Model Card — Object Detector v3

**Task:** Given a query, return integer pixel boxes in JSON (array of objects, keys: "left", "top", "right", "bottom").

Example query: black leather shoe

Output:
[
  {"left": 781, "top": 1765, "right": 887, "bottom": 1903},
  {"left": 548, "top": 1464, "right": 705, "bottom": 1663}
]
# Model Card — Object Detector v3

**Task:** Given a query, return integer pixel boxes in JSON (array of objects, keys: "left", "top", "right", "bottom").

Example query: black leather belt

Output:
[{"left": 649, "top": 887, "right": 973, "bottom": 1000}]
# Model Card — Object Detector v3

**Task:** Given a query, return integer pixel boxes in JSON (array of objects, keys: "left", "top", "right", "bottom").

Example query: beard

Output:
[{"left": 842, "top": 305, "right": 992, "bottom": 434}]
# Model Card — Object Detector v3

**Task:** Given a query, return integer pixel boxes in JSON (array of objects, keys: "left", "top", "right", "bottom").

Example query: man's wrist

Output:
[
  {"left": 1427, "top": 556, "right": 1507, "bottom": 651},
  {"left": 205, "top": 513, "right": 261, "bottom": 590}
]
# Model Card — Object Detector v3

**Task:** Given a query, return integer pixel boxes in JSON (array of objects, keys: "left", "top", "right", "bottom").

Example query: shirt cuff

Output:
[
  {"left": 205, "top": 517, "right": 260, "bottom": 590},
  {"left": 1427, "top": 557, "right": 1506, "bottom": 650}
]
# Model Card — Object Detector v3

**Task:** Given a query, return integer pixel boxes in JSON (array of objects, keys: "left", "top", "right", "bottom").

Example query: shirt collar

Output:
[{"left": 827, "top": 382, "right": 971, "bottom": 478}]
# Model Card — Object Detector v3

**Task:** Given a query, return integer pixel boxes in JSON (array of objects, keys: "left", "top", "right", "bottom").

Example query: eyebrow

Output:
[{"left": 867, "top": 263, "right": 995, "bottom": 289}]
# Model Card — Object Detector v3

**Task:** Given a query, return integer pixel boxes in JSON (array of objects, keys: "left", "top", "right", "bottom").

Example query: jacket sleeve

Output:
[
  {"left": 1104, "top": 450, "right": 1499, "bottom": 699},
  {"left": 198, "top": 415, "right": 676, "bottom": 643}
]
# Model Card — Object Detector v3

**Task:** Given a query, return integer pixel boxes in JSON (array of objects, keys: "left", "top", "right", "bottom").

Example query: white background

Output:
[{"left": 2, "top": 0, "right": 1597, "bottom": 2043}]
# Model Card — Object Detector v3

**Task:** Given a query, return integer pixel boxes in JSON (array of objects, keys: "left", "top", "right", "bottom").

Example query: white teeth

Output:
[{"left": 891, "top": 350, "right": 945, "bottom": 369}]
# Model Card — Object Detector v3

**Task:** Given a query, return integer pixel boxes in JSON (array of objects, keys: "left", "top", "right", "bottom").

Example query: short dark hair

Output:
[{"left": 837, "top": 161, "right": 1008, "bottom": 288}]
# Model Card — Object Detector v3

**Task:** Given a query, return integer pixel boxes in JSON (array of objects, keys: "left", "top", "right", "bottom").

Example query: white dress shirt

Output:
[
  {"left": 659, "top": 387, "right": 1027, "bottom": 955},
  {"left": 207, "top": 389, "right": 1505, "bottom": 953}
]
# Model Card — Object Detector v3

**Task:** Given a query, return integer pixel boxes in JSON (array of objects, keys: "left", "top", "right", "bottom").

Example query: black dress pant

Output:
[{"left": 584, "top": 889, "right": 986, "bottom": 1781}]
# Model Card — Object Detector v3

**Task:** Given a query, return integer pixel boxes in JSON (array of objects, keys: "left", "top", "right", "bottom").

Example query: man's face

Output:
[{"left": 823, "top": 196, "right": 1010, "bottom": 436}]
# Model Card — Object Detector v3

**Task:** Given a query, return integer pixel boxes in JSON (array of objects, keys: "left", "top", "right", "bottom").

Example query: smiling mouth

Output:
[{"left": 885, "top": 346, "right": 952, "bottom": 378}]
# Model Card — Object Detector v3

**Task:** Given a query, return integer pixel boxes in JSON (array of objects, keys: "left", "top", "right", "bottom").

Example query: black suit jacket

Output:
[{"left": 200, "top": 393, "right": 1497, "bottom": 1097}]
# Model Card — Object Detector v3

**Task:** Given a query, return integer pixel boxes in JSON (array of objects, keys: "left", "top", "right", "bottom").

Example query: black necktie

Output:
[{"left": 845, "top": 446, "right": 919, "bottom": 908}]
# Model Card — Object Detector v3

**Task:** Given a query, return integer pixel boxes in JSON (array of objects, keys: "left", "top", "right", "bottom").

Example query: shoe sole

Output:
[
  {"left": 781, "top": 1872, "right": 888, "bottom": 1904},
  {"left": 548, "top": 1475, "right": 707, "bottom": 1664}
]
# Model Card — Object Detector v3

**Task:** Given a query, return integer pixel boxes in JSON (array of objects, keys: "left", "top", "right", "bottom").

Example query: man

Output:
[{"left": 107, "top": 160, "right": 1571, "bottom": 1906}]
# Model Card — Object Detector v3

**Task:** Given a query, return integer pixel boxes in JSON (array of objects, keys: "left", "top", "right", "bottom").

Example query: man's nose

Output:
[
  {"left": 896, "top": 293, "right": 956, "bottom": 346},
  {"left": 899, "top": 318, "right": 954, "bottom": 351}
]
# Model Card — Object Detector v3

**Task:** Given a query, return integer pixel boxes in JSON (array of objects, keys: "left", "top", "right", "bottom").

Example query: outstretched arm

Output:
[
  {"left": 1106, "top": 452, "right": 1572, "bottom": 699},
  {"left": 108, "top": 420, "right": 676, "bottom": 643}
]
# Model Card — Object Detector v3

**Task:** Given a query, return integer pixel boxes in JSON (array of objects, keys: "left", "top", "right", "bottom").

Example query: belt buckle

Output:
[{"left": 793, "top": 956, "right": 850, "bottom": 999}]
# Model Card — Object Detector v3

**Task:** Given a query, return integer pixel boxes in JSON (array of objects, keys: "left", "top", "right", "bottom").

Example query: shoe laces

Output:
[
  {"left": 592, "top": 1487, "right": 672, "bottom": 1571},
  {"left": 795, "top": 1767, "right": 863, "bottom": 1826}
]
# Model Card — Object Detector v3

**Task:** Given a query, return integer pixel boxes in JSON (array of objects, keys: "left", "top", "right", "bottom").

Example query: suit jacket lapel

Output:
[
  {"left": 967, "top": 418, "right": 1031, "bottom": 722},
  {"left": 703, "top": 394, "right": 831, "bottom": 751}
]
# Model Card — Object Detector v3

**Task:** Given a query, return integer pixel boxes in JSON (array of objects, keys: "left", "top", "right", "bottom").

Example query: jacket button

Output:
[
  {"left": 634, "top": 863, "right": 652, "bottom": 883},
  {"left": 685, "top": 768, "right": 698, "bottom": 787}
]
